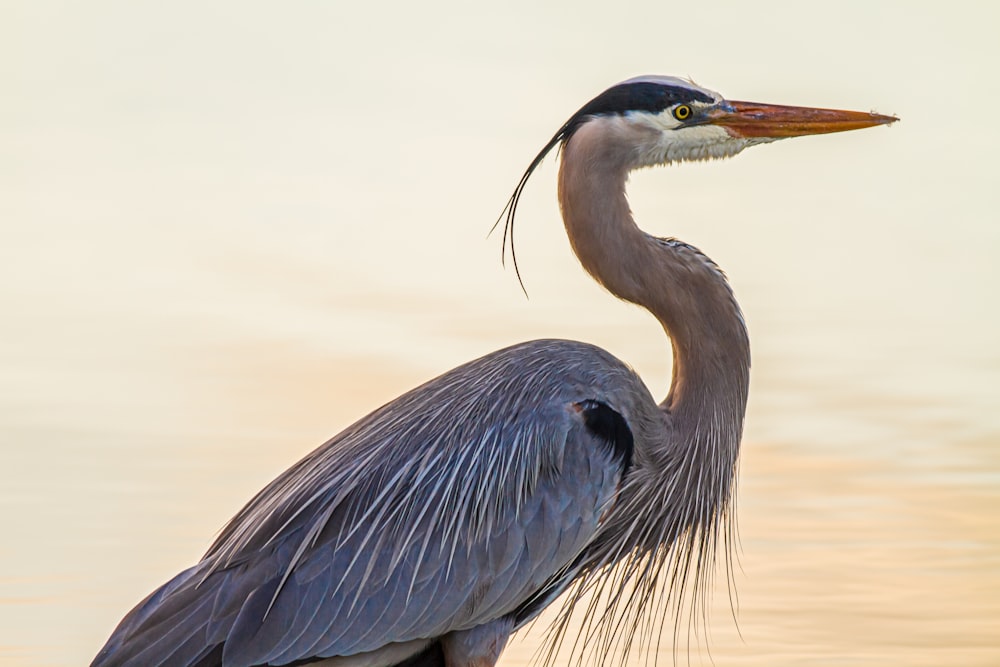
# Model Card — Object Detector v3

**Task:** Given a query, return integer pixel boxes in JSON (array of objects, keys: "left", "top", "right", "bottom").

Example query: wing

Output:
[{"left": 92, "top": 340, "right": 640, "bottom": 667}]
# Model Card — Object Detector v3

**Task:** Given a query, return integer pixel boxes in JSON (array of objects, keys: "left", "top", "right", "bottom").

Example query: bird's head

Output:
[
  {"left": 557, "top": 74, "right": 898, "bottom": 168},
  {"left": 496, "top": 75, "right": 896, "bottom": 285},
  {"left": 501, "top": 74, "right": 897, "bottom": 213}
]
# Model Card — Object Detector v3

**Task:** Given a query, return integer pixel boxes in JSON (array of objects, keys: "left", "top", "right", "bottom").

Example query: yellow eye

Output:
[{"left": 673, "top": 104, "right": 692, "bottom": 121}]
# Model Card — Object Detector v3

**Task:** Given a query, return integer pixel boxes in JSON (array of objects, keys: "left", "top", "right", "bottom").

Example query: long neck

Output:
[
  {"left": 557, "top": 120, "right": 750, "bottom": 427},
  {"left": 548, "top": 119, "right": 751, "bottom": 660}
]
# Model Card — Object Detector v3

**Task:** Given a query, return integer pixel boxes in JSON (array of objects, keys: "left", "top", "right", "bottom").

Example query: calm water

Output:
[{"left": 3, "top": 2, "right": 999, "bottom": 665}]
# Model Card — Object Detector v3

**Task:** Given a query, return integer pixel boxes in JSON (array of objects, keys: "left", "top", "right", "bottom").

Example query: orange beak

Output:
[{"left": 706, "top": 101, "right": 898, "bottom": 138}]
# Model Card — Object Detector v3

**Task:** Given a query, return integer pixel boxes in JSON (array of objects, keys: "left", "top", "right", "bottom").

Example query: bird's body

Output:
[
  {"left": 92, "top": 76, "right": 895, "bottom": 667},
  {"left": 96, "top": 341, "right": 649, "bottom": 666}
]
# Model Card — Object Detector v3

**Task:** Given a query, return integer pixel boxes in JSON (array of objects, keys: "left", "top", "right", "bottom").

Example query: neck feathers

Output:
[
  {"left": 557, "top": 118, "right": 750, "bottom": 424},
  {"left": 550, "top": 115, "right": 749, "bottom": 666}
]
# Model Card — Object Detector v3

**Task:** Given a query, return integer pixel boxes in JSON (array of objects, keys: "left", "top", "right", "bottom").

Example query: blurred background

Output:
[{"left": 2, "top": 1, "right": 998, "bottom": 665}]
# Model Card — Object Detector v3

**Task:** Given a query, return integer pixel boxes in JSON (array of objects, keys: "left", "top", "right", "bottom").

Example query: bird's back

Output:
[{"left": 92, "top": 339, "right": 648, "bottom": 667}]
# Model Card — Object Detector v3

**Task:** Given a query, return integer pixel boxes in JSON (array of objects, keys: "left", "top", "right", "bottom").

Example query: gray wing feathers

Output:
[{"left": 92, "top": 340, "right": 639, "bottom": 667}]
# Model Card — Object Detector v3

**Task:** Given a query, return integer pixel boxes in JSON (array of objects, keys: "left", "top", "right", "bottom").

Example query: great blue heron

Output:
[{"left": 92, "top": 76, "right": 895, "bottom": 667}]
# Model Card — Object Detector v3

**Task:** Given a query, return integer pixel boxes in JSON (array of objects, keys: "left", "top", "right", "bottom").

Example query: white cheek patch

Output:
[
  {"left": 626, "top": 110, "right": 770, "bottom": 165},
  {"left": 642, "top": 124, "right": 767, "bottom": 165},
  {"left": 661, "top": 124, "right": 746, "bottom": 162},
  {"left": 627, "top": 108, "right": 686, "bottom": 133}
]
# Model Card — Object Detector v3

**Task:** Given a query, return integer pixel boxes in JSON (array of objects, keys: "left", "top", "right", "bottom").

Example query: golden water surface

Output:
[{"left": 2, "top": 2, "right": 998, "bottom": 665}]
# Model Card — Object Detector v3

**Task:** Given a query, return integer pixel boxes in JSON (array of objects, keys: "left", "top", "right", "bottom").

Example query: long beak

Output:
[{"left": 707, "top": 101, "right": 897, "bottom": 138}]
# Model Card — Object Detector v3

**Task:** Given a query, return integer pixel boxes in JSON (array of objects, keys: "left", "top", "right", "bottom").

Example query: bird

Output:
[{"left": 91, "top": 75, "right": 896, "bottom": 667}]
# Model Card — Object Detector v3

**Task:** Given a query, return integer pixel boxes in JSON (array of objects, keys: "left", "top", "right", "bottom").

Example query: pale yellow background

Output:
[{"left": 2, "top": 1, "right": 998, "bottom": 665}]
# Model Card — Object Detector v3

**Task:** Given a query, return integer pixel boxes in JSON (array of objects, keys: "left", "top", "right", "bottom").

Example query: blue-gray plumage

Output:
[{"left": 91, "top": 76, "right": 896, "bottom": 667}]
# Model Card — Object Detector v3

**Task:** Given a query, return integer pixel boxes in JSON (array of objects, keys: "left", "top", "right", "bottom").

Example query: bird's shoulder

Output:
[{"left": 205, "top": 338, "right": 642, "bottom": 565}]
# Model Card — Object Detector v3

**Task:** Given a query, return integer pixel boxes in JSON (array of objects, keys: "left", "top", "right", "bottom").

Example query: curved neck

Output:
[{"left": 557, "top": 120, "right": 750, "bottom": 423}]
